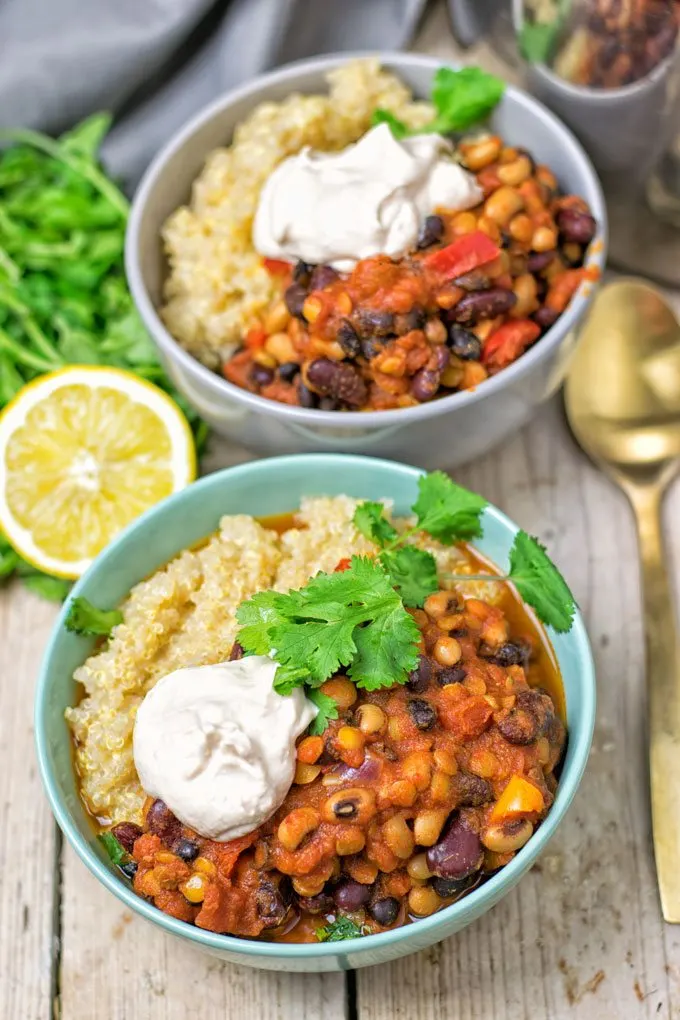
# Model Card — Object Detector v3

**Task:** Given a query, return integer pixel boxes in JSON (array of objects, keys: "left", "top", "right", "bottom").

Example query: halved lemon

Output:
[{"left": 0, "top": 366, "right": 196, "bottom": 578}]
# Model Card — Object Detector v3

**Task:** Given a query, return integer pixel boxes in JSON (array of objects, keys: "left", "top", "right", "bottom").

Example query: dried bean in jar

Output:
[
  {"left": 556, "top": 208, "right": 597, "bottom": 246},
  {"left": 368, "top": 896, "right": 400, "bottom": 926},
  {"left": 334, "top": 880, "right": 371, "bottom": 912},
  {"left": 452, "top": 288, "right": 516, "bottom": 325},
  {"left": 111, "top": 822, "right": 143, "bottom": 854},
  {"left": 278, "top": 361, "right": 300, "bottom": 383},
  {"left": 306, "top": 358, "right": 367, "bottom": 407},
  {"left": 336, "top": 320, "right": 361, "bottom": 357},
  {"left": 407, "top": 655, "right": 432, "bottom": 692},
  {"left": 174, "top": 838, "right": 200, "bottom": 863},
  {"left": 146, "top": 799, "right": 182, "bottom": 845},
  {"left": 407, "top": 698, "right": 437, "bottom": 731},
  {"left": 447, "top": 325, "right": 482, "bottom": 361},
  {"left": 284, "top": 282, "right": 308, "bottom": 319},
  {"left": 250, "top": 363, "right": 274, "bottom": 388},
  {"left": 411, "top": 368, "right": 441, "bottom": 402},
  {"left": 417, "top": 214, "right": 444, "bottom": 249},
  {"left": 426, "top": 815, "right": 484, "bottom": 879},
  {"left": 310, "top": 265, "right": 339, "bottom": 290}
]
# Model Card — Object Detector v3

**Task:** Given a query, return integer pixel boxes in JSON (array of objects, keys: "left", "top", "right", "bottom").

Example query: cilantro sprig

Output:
[
  {"left": 65, "top": 596, "right": 123, "bottom": 637},
  {"left": 372, "top": 66, "right": 505, "bottom": 140},
  {"left": 315, "top": 916, "right": 367, "bottom": 942}
]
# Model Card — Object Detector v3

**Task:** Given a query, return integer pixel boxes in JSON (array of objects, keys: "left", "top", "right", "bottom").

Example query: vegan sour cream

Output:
[
  {"left": 133, "top": 655, "right": 317, "bottom": 841},
  {"left": 253, "top": 122, "right": 483, "bottom": 271}
]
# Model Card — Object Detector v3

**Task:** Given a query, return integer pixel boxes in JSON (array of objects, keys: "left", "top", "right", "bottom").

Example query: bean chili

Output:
[
  {"left": 106, "top": 524, "right": 566, "bottom": 943},
  {"left": 223, "top": 134, "right": 598, "bottom": 411}
]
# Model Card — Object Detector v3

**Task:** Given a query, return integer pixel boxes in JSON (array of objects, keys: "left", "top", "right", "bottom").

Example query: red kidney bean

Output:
[
  {"left": 447, "top": 324, "right": 482, "bottom": 361},
  {"left": 533, "top": 306, "right": 559, "bottom": 330},
  {"left": 526, "top": 250, "right": 556, "bottom": 273},
  {"left": 250, "top": 363, "right": 274, "bottom": 388},
  {"left": 407, "top": 655, "right": 432, "bottom": 692},
  {"left": 306, "top": 358, "right": 367, "bottom": 407},
  {"left": 556, "top": 209, "right": 597, "bottom": 246},
  {"left": 407, "top": 698, "right": 437, "bottom": 730},
  {"left": 432, "top": 346, "right": 450, "bottom": 372},
  {"left": 145, "top": 800, "right": 182, "bottom": 845},
  {"left": 426, "top": 815, "right": 484, "bottom": 879},
  {"left": 284, "top": 282, "right": 308, "bottom": 318},
  {"left": 310, "top": 265, "right": 340, "bottom": 290},
  {"left": 111, "top": 822, "right": 143, "bottom": 854},
  {"left": 368, "top": 896, "right": 400, "bottom": 926},
  {"left": 451, "top": 771, "right": 493, "bottom": 806},
  {"left": 452, "top": 288, "right": 516, "bottom": 325},
  {"left": 411, "top": 368, "right": 441, "bottom": 402},
  {"left": 334, "top": 880, "right": 372, "bottom": 912},
  {"left": 453, "top": 269, "right": 491, "bottom": 292},
  {"left": 336, "top": 320, "right": 361, "bottom": 357},
  {"left": 417, "top": 214, "right": 445, "bottom": 249}
]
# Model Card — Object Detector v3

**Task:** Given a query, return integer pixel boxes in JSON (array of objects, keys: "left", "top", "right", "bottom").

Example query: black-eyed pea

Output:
[
  {"left": 413, "top": 808, "right": 449, "bottom": 847},
  {"left": 424, "top": 318, "right": 448, "bottom": 344},
  {"left": 508, "top": 213, "right": 535, "bottom": 245},
  {"left": 335, "top": 826, "right": 366, "bottom": 856},
  {"left": 401, "top": 751, "right": 433, "bottom": 792},
  {"left": 434, "top": 636, "right": 462, "bottom": 667},
  {"left": 424, "top": 590, "right": 460, "bottom": 620},
  {"left": 451, "top": 210, "right": 478, "bottom": 236},
  {"left": 430, "top": 770, "right": 452, "bottom": 803},
  {"left": 320, "top": 676, "right": 357, "bottom": 709},
  {"left": 531, "top": 226, "right": 558, "bottom": 252},
  {"left": 510, "top": 273, "right": 539, "bottom": 319},
  {"left": 382, "top": 813, "right": 416, "bottom": 859},
  {"left": 459, "top": 136, "right": 502, "bottom": 171},
  {"left": 384, "top": 779, "right": 419, "bottom": 808},
  {"left": 277, "top": 807, "right": 320, "bottom": 852},
  {"left": 356, "top": 703, "right": 387, "bottom": 736},
  {"left": 433, "top": 747, "right": 458, "bottom": 775},
  {"left": 408, "top": 885, "right": 442, "bottom": 917},
  {"left": 292, "top": 874, "right": 327, "bottom": 897},
  {"left": 322, "top": 787, "right": 376, "bottom": 825},
  {"left": 482, "top": 819, "right": 534, "bottom": 854},
  {"left": 498, "top": 155, "right": 532, "bottom": 186}
]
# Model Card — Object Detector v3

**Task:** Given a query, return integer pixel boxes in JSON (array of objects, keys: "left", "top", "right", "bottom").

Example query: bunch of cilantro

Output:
[
  {"left": 235, "top": 472, "right": 576, "bottom": 733},
  {"left": 0, "top": 114, "right": 208, "bottom": 600}
]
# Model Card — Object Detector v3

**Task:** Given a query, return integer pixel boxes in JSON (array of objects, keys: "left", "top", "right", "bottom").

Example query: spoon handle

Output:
[{"left": 629, "top": 483, "right": 680, "bottom": 923}]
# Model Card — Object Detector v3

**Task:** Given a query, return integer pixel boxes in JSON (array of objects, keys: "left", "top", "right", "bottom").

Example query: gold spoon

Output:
[{"left": 565, "top": 278, "right": 680, "bottom": 923}]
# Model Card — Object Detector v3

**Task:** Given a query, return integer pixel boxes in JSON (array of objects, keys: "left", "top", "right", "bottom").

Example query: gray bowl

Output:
[{"left": 126, "top": 52, "right": 607, "bottom": 470}]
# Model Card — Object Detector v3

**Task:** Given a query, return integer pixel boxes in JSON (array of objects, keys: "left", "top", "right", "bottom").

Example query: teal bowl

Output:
[{"left": 35, "top": 454, "right": 595, "bottom": 972}]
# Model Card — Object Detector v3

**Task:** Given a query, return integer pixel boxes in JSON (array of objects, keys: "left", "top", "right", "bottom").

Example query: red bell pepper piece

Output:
[
  {"left": 423, "top": 231, "right": 500, "bottom": 279},
  {"left": 262, "top": 257, "right": 292, "bottom": 276},
  {"left": 482, "top": 319, "right": 541, "bottom": 372},
  {"left": 334, "top": 558, "right": 352, "bottom": 572},
  {"left": 244, "top": 326, "right": 267, "bottom": 350}
]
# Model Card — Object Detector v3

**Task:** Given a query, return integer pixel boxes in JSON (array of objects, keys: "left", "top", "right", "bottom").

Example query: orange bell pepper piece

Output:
[{"left": 490, "top": 774, "right": 545, "bottom": 823}]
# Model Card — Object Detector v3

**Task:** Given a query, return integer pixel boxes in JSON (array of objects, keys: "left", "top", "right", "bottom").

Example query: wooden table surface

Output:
[{"left": 3, "top": 4, "right": 680, "bottom": 1017}]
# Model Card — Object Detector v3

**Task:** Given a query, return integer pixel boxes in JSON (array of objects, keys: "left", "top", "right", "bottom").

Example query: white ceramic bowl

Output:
[{"left": 126, "top": 53, "right": 607, "bottom": 470}]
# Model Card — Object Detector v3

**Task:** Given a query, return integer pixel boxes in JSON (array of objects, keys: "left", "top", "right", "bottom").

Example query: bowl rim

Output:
[
  {"left": 125, "top": 51, "right": 608, "bottom": 431},
  {"left": 35, "top": 452, "right": 596, "bottom": 960}
]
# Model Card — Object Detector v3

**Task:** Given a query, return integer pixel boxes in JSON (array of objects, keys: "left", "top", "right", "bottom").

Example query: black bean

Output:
[
  {"left": 284, "top": 282, "right": 308, "bottom": 319},
  {"left": 310, "top": 265, "right": 339, "bottom": 290},
  {"left": 368, "top": 896, "right": 400, "bottom": 927},
  {"left": 411, "top": 368, "right": 441, "bottom": 402},
  {"left": 407, "top": 655, "right": 432, "bottom": 693},
  {"left": 515, "top": 688, "right": 556, "bottom": 735},
  {"left": 360, "top": 336, "right": 387, "bottom": 360},
  {"left": 297, "top": 381, "right": 318, "bottom": 408},
  {"left": 556, "top": 209, "right": 597, "bottom": 246},
  {"left": 526, "top": 250, "right": 556, "bottom": 274},
  {"left": 408, "top": 698, "right": 437, "bottom": 731},
  {"left": 278, "top": 361, "right": 300, "bottom": 383},
  {"left": 297, "top": 892, "right": 335, "bottom": 915},
  {"left": 145, "top": 800, "right": 182, "bottom": 845},
  {"left": 293, "top": 260, "right": 314, "bottom": 285},
  {"left": 486, "top": 641, "right": 529, "bottom": 667},
  {"left": 174, "top": 838, "right": 200, "bottom": 863},
  {"left": 249, "top": 363, "right": 274, "bottom": 388},
  {"left": 452, "top": 288, "right": 516, "bottom": 325},
  {"left": 229, "top": 640, "right": 244, "bottom": 660},
  {"left": 395, "top": 307, "right": 426, "bottom": 334},
  {"left": 452, "top": 771, "right": 493, "bottom": 807},
  {"left": 431, "top": 874, "right": 476, "bottom": 899},
  {"left": 447, "top": 325, "right": 481, "bottom": 361},
  {"left": 306, "top": 358, "right": 367, "bottom": 407},
  {"left": 356, "top": 309, "right": 395, "bottom": 338},
  {"left": 336, "top": 320, "right": 361, "bottom": 358},
  {"left": 437, "top": 664, "right": 466, "bottom": 687},
  {"left": 334, "top": 880, "right": 372, "bottom": 912},
  {"left": 256, "top": 876, "right": 292, "bottom": 928},
  {"left": 319, "top": 396, "right": 341, "bottom": 411},
  {"left": 120, "top": 860, "right": 138, "bottom": 880},
  {"left": 453, "top": 269, "right": 491, "bottom": 292},
  {"left": 426, "top": 815, "right": 484, "bottom": 879},
  {"left": 417, "top": 215, "right": 445, "bottom": 249},
  {"left": 111, "top": 822, "right": 143, "bottom": 855},
  {"left": 533, "top": 306, "right": 559, "bottom": 330},
  {"left": 497, "top": 705, "right": 539, "bottom": 745}
]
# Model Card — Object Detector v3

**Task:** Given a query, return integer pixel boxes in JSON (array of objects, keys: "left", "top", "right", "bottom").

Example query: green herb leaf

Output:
[
  {"left": 237, "top": 556, "right": 420, "bottom": 691},
  {"left": 370, "top": 109, "right": 409, "bottom": 139},
  {"left": 508, "top": 531, "right": 576, "bottom": 633},
  {"left": 22, "top": 573, "right": 72, "bottom": 602},
  {"left": 518, "top": 22, "right": 559, "bottom": 63},
  {"left": 0, "top": 536, "right": 19, "bottom": 580},
  {"left": 353, "top": 501, "right": 398, "bottom": 548},
  {"left": 65, "top": 596, "right": 123, "bottom": 636},
  {"left": 380, "top": 546, "right": 439, "bottom": 608},
  {"left": 59, "top": 113, "right": 113, "bottom": 161},
  {"left": 413, "top": 471, "right": 487, "bottom": 543},
  {"left": 429, "top": 66, "right": 505, "bottom": 134},
  {"left": 315, "top": 915, "right": 366, "bottom": 942},
  {"left": 98, "top": 831, "right": 127, "bottom": 867},
  {"left": 306, "top": 689, "right": 339, "bottom": 735}
]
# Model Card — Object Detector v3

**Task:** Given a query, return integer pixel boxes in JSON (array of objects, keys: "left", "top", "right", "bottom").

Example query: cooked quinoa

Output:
[
  {"left": 66, "top": 496, "right": 501, "bottom": 827},
  {"left": 160, "top": 60, "right": 432, "bottom": 368}
]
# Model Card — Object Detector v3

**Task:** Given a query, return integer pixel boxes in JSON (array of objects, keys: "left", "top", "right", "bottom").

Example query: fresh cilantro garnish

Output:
[
  {"left": 98, "top": 831, "right": 127, "bottom": 866},
  {"left": 373, "top": 65, "right": 505, "bottom": 140},
  {"left": 65, "top": 596, "right": 123, "bottom": 636},
  {"left": 307, "top": 688, "right": 339, "bottom": 735},
  {"left": 413, "top": 470, "right": 486, "bottom": 543},
  {"left": 353, "top": 501, "right": 398, "bottom": 546},
  {"left": 380, "top": 546, "right": 439, "bottom": 608},
  {"left": 507, "top": 531, "right": 576, "bottom": 633},
  {"left": 236, "top": 556, "right": 420, "bottom": 693},
  {"left": 315, "top": 915, "right": 366, "bottom": 942}
]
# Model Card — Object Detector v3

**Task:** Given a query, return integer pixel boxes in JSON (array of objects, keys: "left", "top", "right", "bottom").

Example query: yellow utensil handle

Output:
[{"left": 630, "top": 484, "right": 680, "bottom": 923}]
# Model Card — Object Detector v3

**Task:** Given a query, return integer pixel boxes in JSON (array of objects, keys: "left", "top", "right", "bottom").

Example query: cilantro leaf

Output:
[
  {"left": 518, "top": 22, "right": 560, "bottom": 63},
  {"left": 429, "top": 67, "right": 505, "bottom": 134},
  {"left": 380, "top": 546, "right": 439, "bottom": 608},
  {"left": 316, "top": 916, "right": 366, "bottom": 942},
  {"left": 65, "top": 596, "right": 123, "bottom": 636},
  {"left": 413, "top": 471, "right": 487, "bottom": 543},
  {"left": 508, "top": 531, "right": 576, "bottom": 633},
  {"left": 98, "top": 831, "right": 127, "bottom": 866},
  {"left": 353, "top": 501, "right": 398, "bottom": 548},
  {"left": 370, "top": 109, "right": 409, "bottom": 139},
  {"left": 306, "top": 689, "right": 339, "bottom": 735},
  {"left": 237, "top": 556, "right": 419, "bottom": 691}
]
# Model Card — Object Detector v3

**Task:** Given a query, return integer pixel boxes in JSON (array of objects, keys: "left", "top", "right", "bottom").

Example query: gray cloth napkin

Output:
[{"left": 0, "top": 0, "right": 428, "bottom": 187}]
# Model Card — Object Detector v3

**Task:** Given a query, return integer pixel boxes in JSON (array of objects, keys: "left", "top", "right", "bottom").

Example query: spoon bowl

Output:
[{"left": 565, "top": 278, "right": 680, "bottom": 924}]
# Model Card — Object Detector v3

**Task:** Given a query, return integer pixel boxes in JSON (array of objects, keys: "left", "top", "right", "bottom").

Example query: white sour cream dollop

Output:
[
  {"left": 132, "top": 655, "right": 317, "bottom": 842},
  {"left": 253, "top": 122, "right": 483, "bottom": 272}
]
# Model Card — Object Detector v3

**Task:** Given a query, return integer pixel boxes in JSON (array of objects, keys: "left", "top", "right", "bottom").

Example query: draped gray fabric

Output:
[{"left": 0, "top": 0, "right": 428, "bottom": 186}]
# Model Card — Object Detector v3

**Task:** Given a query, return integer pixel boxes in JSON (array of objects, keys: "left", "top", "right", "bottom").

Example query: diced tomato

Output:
[
  {"left": 334, "top": 558, "right": 352, "bottom": 572},
  {"left": 244, "top": 326, "right": 267, "bottom": 350},
  {"left": 490, "top": 774, "right": 545, "bottom": 823},
  {"left": 423, "top": 231, "right": 500, "bottom": 280},
  {"left": 482, "top": 319, "right": 541, "bottom": 372},
  {"left": 263, "top": 257, "right": 292, "bottom": 276}
]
